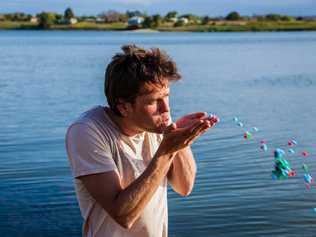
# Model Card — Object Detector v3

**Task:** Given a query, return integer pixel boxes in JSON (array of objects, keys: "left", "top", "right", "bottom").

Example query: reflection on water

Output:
[{"left": 1, "top": 31, "right": 316, "bottom": 237}]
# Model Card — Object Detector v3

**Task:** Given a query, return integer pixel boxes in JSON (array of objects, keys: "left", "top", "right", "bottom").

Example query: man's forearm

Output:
[
  {"left": 113, "top": 152, "right": 174, "bottom": 228},
  {"left": 167, "top": 147, "right": 197, "bottom": 196}
]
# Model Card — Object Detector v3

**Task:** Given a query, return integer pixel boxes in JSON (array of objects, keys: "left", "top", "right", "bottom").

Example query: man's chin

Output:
[
  {"left": 145, "top": 120, "right": 170, "bottom": 134},
  {"left": 157, "top": 123, "right": 169, "bottom": 134},
  {"left": 148, "top": 124, "right": 167, "bottom": 134}
]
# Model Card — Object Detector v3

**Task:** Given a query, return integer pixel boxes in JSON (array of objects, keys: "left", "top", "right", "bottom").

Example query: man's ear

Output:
[{"left": 117, "top": 99, "right": 132, "bottom": 117}]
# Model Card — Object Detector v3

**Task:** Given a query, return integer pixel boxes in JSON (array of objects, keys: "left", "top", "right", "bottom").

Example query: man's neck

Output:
[{"left": 107, "top": 109, "right": 142, "bottom": 137}]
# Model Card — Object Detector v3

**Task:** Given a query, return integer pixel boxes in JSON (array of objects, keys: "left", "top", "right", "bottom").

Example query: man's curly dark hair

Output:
[{"left": 104, "top": 44, "right": 181, "bottom": 116}]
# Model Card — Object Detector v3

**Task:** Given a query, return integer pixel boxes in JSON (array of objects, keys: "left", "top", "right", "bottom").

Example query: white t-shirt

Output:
[{"left": 66, "top": 106, "right": 168, "bottom": 237}]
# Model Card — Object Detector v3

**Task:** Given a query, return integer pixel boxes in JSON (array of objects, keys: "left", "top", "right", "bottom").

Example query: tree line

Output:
[{"left": 0, "top": 7, "right": 312, "bottom": 29}]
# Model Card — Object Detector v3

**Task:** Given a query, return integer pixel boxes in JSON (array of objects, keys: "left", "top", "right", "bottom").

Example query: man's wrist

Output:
[{"left": 155, "top": 149, "right": 176, "bottom": 162}]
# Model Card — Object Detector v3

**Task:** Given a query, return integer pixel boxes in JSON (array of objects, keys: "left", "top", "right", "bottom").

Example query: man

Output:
[{"left": 65, "top": 45, "right": 218, "bottom": 237}]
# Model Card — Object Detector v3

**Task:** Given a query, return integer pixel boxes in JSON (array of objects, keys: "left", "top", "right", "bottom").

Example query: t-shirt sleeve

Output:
[{"left": 66, "top": 122, "right": 118, "bottom": 178}]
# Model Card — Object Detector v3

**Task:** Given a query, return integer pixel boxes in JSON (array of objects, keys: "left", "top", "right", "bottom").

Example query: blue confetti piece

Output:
[
  {"left": 260, "top": 144, "right": 268, "bottom": 151},
  {"left": 288, "top": 148, "right": 295, "bottom": 154}
]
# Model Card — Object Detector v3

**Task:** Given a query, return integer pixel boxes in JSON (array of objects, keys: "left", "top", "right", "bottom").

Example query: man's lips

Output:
[
  {"left": 160, "top": 116, "right": 170, "bottom": 126},
  {"left": 163, "top": 117, "right": 170, "bottom": 124}
]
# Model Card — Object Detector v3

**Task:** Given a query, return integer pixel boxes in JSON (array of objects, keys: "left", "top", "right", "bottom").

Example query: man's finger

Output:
[
  {"left": 184, "top": 112, "right": 208, "bottom": 120},
  {"left": 187, "top": 120, "right": 205, "bottom": 134},
  {"left": 207, "top": 115, "right": 220, "bottom": 123},
  {"left": 184, "top": 117, "right": 218, "bottom": 146},
  {"left": 196, "top": 126, "right": 210, "bottom": 137},
  {"left": 185, "top": 124, "right": 208, "bottom": 145},
  {"left": 188, "top": 120, "right": 212, "bottom": 140},
  {"left": 189, "top": 120, "right": 208, "bottom": 137}
]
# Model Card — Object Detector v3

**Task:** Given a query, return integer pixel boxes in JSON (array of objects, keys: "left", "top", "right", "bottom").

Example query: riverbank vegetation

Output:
[{"left": 1, "top": 8, "right": 316, "bottom": 32}]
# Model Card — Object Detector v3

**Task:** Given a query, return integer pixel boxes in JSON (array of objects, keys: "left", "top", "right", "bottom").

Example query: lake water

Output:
[{"left": 1, "top": 30, "right": 316, "bottom": 237}]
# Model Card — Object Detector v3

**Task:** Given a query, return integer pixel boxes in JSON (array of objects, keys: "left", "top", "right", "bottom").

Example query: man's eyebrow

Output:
[
  {"left": 144, "top": 87, "right": 169, "bottom": 99},
  {"left": 155, "top": 91, "right": 169, "bottom": 98}
]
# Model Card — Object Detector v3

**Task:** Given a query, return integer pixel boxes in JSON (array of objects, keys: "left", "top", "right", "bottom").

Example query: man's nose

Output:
[{"left": 159, "top": 98, "right": 169, "bottom": 113}]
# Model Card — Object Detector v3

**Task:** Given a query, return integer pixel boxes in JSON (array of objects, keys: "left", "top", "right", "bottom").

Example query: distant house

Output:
[
  {"left": 96, "top": 17, "right": 105, "bottom": 23},
  {"left": 30, "top": 16, "right": 38, "bottom": 24},
  {"left": 68, "top": 17, "right": 78, "bottom": 24},
  {"left": 59, "top": 17, "right": 78, "bottom": 25},
  {"left": 84, "top": 18, "right": 95, "bottom": 23},
  {"left": 178, "top": 17, "right": 189, "bottom": 25},
  {"left": 128, "top": 16, "right": 144, "bottom": 28},
  {"left": 168, "top": 17, "right": 178, "bottom": 23}
]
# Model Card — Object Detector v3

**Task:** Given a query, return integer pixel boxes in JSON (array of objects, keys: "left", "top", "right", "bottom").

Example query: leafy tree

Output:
[
  {"left": 174, "top": 20, "right": 185, "bottom": 27},
  {"left": 142, "top": 14, "right": 160, "bottom": 28},
  {"left": 54, "top": 14, "right": 63, "bottom": 23},
  {"left": 126, "top": 10, "right": 143, "bottom": 18},
  {"left": 201, "top": 16, "right": 211, "bottom": 25},
  {"left": 256, "top": 15, "right": 265, "bottom": 22},
  {"left": 152, "top": 14, "right": 161, "bottom": 27},
  {"left": 80, "top": 15, "right": 97, "bottom": 21},
  {"left": 165, "top": 11, "right": 177, "bottom": 19},
  {"left": 64, "top": 7, "right": 74, "bottom": 20},
  {"left": 179, "top": 14, "right": 201, "bottom": 24},
  {"left": 281, "top": 15, "right": 294, "bottom": 21},
  {"left": 265, "top": 14, "right": 281, "bottom": 21},
  {"left": 37, "top": 12, "right": 56, "bottom": 29},
  {"left": 3, "top": 12, "right": 31, "bottom": 21},
  {"left": 225, "top": 11, "right": 242, "bottom": 21},
  {"left": 142, "top": 16, "right": 153, "bottom": 28},
  {"left": 99, "top": 10, "right": 127, "bottom": 23}
]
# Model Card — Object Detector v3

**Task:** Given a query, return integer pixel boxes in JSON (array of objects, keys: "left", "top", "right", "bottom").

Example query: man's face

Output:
[{"left": 127, "top": 82, "right": 171, "bottom": 134}]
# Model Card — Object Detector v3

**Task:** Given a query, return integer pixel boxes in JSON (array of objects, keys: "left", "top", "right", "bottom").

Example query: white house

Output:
[
  {"left": 30, "top": 16, "right": 38, "bottom": 23},
  {"left": 168, "top": 17, "right": 178, "bottom": 23},
  {"left": 61, "top": 17, "right": 78, "bottom": 25},
  {"left": 178, "top": 17, "right": 189, "bottom": 25},
  {"left": 128, "top": 16, "right": 144, "bottom": 28},
  {"left": 68, "top": 17, "right": 78, "bottom": 24},
  {"left": 84, "top": 18, "right": 96, "bottom": 23},
  {"left": 96, "top": 17, "right": 105, "bottom": 23}
]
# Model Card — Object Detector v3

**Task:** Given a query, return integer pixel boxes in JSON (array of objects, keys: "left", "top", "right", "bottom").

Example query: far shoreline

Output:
[
  {"left": 1, "top": 21, "right": 316, "bottom": 32},
  {"left": 2, "top": 28, "right": 316, "bottom": 33}
]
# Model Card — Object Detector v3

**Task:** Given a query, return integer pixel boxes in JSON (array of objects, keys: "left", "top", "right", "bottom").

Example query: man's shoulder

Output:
[
  {"left": 75, "top": 105, "right": 104, "bottom": 123},
  {"left": 65, "top": 106, "right": 121, "bottom": 156},
  {"left": 68, "top": 106, "right": 108, "bottom": 128},
  {"left": 66, "top": 106, "right": 114, "bottom": 138}
]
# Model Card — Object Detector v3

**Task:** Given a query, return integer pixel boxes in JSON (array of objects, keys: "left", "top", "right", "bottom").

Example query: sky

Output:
[{"left": 0, "top": 0, "right": 315, "bottom": 16}]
